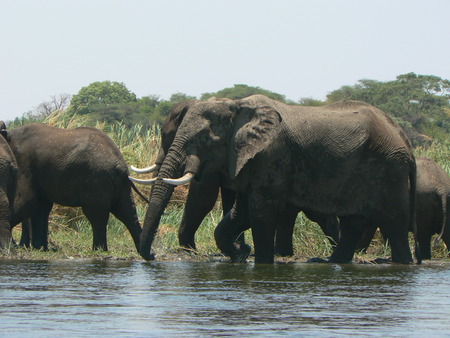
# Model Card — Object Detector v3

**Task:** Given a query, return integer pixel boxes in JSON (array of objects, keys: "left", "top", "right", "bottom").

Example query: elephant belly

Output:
[{"left": 41, "top": 175, "right": 114, "bottom": 208}]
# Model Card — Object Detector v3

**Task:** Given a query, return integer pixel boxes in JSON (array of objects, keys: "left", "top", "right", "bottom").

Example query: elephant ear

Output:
[{"left": 229, "top": 105, "right": 282, "bottom": 178}]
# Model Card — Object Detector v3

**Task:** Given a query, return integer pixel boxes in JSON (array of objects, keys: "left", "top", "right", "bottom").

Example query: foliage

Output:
[
  {"left": 68, "top": 81, "right": 137, "bottom": 115},
  {"left": 201, "top": 84, "right": 289, "bottom": 102},
  {"left": 326, "top": 73, "right": 450, "bottom": 144}
]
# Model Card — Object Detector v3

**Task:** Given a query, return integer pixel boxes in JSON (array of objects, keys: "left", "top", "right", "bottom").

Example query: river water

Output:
[{"left": 1, "top": 259, "right": 450, "bottom": 336}]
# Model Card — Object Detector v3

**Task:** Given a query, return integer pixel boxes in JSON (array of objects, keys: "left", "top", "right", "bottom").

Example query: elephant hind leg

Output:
[
  {"left": 328, "top": 215, "right": 366, "bottom": 263},
  {"left": 82, "top": 206, "right": 110, "bottom": 251},
  {"left": 110, "top": 192, "right": 142, "bottom": 252},
  {"left": 380, "top": 218, "right": 413, "bottom": 264}
]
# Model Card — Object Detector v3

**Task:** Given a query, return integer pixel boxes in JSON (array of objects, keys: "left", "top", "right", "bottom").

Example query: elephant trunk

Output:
[{"left": 139, "top": 139, "right": 200, "bottom": 261}]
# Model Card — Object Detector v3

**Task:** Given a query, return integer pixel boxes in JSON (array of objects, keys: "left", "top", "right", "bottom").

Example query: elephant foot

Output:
[
  {"left": 230, "top": 244, "right": 251, "bottom": 263},
  {"left": 307, "top": 257, "right": 328, "bottom": 263},
  {"left": 371, "top": 257, "right": 392, "bottom": 264},
  {"left": 275, "top": 250, "right": 294, "bottom": 257},
  {"left": 140, "top": 251, "right": 156, "bottom": 261}
]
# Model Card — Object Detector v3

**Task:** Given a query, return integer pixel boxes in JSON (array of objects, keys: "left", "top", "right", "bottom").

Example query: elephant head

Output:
[
  {"left": 136, "top": 96, "right": 282, "bottom": 260},
  {"left": 130, "top": 100, "right": 198, "bottom": 177}
]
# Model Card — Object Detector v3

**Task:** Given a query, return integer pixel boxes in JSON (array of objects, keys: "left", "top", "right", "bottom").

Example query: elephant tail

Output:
[
  {"left": 129, "top": 180, "right": 150, "bottom": 204},
  {"left": 410, "top": 158, "right": 422, "bottom": 264}
]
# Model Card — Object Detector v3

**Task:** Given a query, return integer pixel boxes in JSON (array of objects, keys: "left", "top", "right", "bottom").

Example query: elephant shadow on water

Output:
[
  {"left": 0, "top": 123, "right": 143, "bottom": 253},
  {"left": 131, "top": 95, "right": 419, "bottom": 264}
]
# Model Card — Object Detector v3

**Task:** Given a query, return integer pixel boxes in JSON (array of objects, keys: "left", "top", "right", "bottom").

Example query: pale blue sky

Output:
[{"left": 1, "top": 0, "right": 449, "bottom": 121}]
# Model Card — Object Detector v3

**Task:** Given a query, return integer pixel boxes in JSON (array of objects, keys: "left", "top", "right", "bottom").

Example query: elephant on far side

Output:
[
  {"left": 0, "top": 122, "right": 18, "bottom": 249},
  {"left": 0, "top": 123, "right": 142, "bottom": 252},
  {"left": 357, "top": 157, "right": 450, "bottom": 259}
]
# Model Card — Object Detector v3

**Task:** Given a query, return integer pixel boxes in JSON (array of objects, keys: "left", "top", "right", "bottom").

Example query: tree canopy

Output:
[
  {"left": 201, "top": 84, "right": 289, "bottom": 102},
  {"left": 68, "top": 81, "right": 137, "bottom": 115},
  {"left": 325, "top": 73, "right": 450, "bottom": 143},
  {"left": 15, "top": 73, "right": 450, "bottom": 144}
]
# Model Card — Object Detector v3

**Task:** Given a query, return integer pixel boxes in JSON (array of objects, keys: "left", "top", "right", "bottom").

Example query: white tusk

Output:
[
  {"left": 129, "top": 176, "right": 157, "bottom": 185},
  {"left": 130, "top": 164, "right": 158, "bottom": 173},
  {"left": 162, "top": 172, "right": 194, "bottom": 186}
]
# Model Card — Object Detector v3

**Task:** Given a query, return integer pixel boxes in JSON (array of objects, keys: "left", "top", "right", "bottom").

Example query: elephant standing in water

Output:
[
  {"left": 0, "top": 123, "right": 142, "bottom": 252},
  {"left": 131, "top": 100, "right": 340, "bottom": 256},
  {"left": 357, "top": 157, "right": 450, "bottom": 259},
  {"left": 0, "top": 125, "right": 18, "bottom": 249},
  {"left": 132, "top": 95, "right": 417, "bottom": 264}
]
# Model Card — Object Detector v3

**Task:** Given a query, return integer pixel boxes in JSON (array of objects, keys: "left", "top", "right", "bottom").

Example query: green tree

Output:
[
  {"left": 200, "top": 84, "right": 288, "bottom": 102},
  {"left": 326, "top": 73, "right": 450, "bottom": 143},
  {"left": 68, "top": 81, "right": 137, "bottom": 115}
]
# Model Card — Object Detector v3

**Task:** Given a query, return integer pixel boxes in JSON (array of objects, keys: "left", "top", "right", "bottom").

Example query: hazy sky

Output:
[{"left": 1, "top": 0, "right": 449, "bottom": 121}]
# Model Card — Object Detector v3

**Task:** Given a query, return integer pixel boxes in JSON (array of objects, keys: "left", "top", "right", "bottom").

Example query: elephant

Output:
[
  {"left": 132, "top": 94, "right": 417, "bottom": 264},
  {"left": 0, "top": 123, "right": 18, "bottom": 249},
  {"left": 0, "top": 123, "right": 143, "bottom": 252},
  {"left": 131, "top": 99, "right": 239, "bottom": 250},
  {"left": 131, "top": 100, "right": 340, "bottom": 257},
  {"left": 357, "top": 157, "right": 450, "bottom": 259}
]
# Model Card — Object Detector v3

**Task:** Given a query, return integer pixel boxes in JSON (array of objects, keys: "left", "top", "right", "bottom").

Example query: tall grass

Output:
[{"left": 5, "top": 110, "right": 450, "bottom": 261}]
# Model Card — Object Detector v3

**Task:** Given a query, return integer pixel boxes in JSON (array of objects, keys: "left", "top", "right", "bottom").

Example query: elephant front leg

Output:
[
  {"left": 248, "top": 194, "right": 278, "bottom": 264},
  {"left": 275, "top": 203, "right": 298, "bottom": 257},
  {"left": 214, "top": 193, "right": 251, "bottom": 263},
  {"left": 179, "top": 174, "right": 221, "bottom": 249}
]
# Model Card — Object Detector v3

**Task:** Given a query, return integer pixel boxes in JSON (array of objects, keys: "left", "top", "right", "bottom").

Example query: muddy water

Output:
[{"left": 1, "top": 260, "right": 450, "bottom": 336}]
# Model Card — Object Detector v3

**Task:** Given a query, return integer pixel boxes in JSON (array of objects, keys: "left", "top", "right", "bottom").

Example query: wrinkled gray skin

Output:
[
  {"left": 357, "top": 157, "right": 450, "bottom": 259},
  {"left": 0, "top": 124, "right": 18, "bottom": 249},
  {"left": 0, "top": 123, "right": 142, "bottom": 251},
  {"left": 145, "top": 100, "right": 339, "bottom": 255},
  {"left": 140, "top": 95, "right": 416, "bottom": 264}
]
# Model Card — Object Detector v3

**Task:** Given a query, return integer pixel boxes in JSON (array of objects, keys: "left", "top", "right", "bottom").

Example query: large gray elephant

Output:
[
  {"left": 131, "top": 100, "right": 239, "bottom": 249},
  {"left": 131, "top": 100, "right": 340, "bottom": 256},
  {"left": 0, "top": 123, "right": 18, "bottom": 249},
  {"left": 0, "top": 123, "right": 142, "bottom": 252},
  {"left": 357, "top": 156, "right": 450, "bottom": 259},
  {"left": 134, "top": 95, "right": 417, "bottom": 264}
]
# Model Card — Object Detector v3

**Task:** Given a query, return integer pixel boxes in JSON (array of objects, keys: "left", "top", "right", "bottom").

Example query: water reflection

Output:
[{"left": 0, "top": 260, "right": 450, "bottom": 336}]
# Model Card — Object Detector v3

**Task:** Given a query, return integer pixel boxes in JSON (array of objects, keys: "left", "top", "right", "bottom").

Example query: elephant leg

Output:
[
  {"left": 179, "top": 174, "right": 221, "bottom": 249},
  {"left": 356, "top": 225, "right": 378, "bottom": 253},
  {"left": 111, "top": 192, "right": 142, "bottom": 252},
  {"left": 220, "top": 186, "right": 244, "bottom": 245},
  {"left": 214, "top": 193, "right": 251, "bottom": 263},
  {"left": 19, "top": 219, "right": 32, "bottom": 248},
  {"left": 380, "top": 220, "right": 413, "bottom": 264},
  {"left": 328, "top": 215, "right": 367, "bottom": 263},
  {"left": 442, "top": 229, "right": 450, "bottom": 258},
  {"left": 31, "top": 199, "right": 53, "bottom": 250},
  {"left": 275, "top": 203, "right": 299, "bottom": 257},
  {"left": 305, "top": 210, "right": 340, "bottom": 249},
  {"left": 0, "top": 198, "right": 12, "bottom": 249},
  {"left": 418, "top": 235, "right": 432, "bottom": 260},
  {"left": 82, "top": 206, "right": 110, "bottom": 251},
  {"left": 247, "top": 194, "right": 278, "bottom": 264}
]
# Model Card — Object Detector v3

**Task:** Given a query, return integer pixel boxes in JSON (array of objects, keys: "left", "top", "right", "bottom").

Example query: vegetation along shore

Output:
[{"left": 2, "top": 73, "right": 449, "bottom": 262}]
